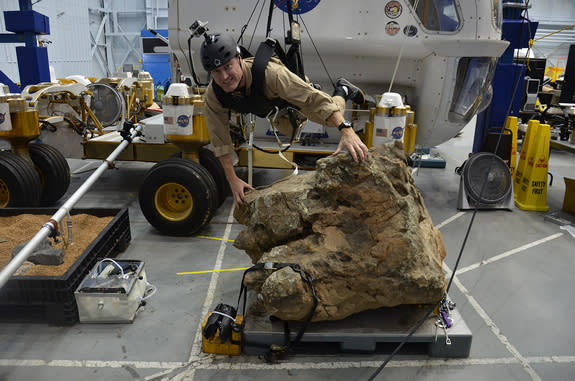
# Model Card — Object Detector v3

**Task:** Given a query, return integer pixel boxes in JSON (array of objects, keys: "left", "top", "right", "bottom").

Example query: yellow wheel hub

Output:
[
  {"left": 0, "top": 178, "right": 9, "bottom": 208},
  {"left": 154, "top": 182, "right": 194, "bottom": 221}
]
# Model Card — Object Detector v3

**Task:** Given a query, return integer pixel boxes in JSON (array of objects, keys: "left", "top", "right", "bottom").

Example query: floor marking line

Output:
[
  {"left": 200, "top": 358, "right": 521, "bottom": 369},
  {"left": 188, "top": 203, "right": 236, "bottom": 365},
  {"left": 444, "top": 262, "right": 542, "bottom": 381},
  {"left": 456, "top": 232, "right": 564, "bottom": 275},
  {"left": 527, "top": 356, "right": 575, "bottom": 363},
  {"left": 3, "top": 355, "right": 575, "bottom": 370},
  {"left": 0, "top": 359, "right": 185, "bottom": 368},
  {"left": 176, "top": 267, "right": 250, "bottom": 275},
  {"left": 196, "top": 235, "right": 235, "bottom": 242},
  {"left": 143, "top": 367, "right": 184, "bottom": 381},
  {"left": 435, "top": 212, "right": 466, "bottom": 230}
]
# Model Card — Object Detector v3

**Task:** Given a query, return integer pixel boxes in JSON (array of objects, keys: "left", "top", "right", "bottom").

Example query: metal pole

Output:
[{"left": 0, "top": 124, "right": 142, "bottom": 290}]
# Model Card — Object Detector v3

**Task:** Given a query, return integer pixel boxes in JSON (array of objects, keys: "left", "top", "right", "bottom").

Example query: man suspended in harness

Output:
[{"left": 201, "top": 32, "right": 369, "bottom": 206}]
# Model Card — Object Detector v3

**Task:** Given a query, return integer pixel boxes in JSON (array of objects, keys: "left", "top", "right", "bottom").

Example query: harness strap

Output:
[
  {"left": 252, "top": 38, "right": 278, "bottom": 96},
  {"left": 213, "top": 37, "right": 306, "bottom": 156}
]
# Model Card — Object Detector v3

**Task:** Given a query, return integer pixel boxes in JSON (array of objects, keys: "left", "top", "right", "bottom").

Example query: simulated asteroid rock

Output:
[{"left": 234, "top": 141, "right": 447, "bottom": 322}]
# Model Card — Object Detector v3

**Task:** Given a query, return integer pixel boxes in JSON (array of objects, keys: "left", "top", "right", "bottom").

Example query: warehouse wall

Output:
[
  {"left": 0, "top": 0, "right": 166, "bottom": 84},
  {"left": 529, "top": 1, "right": 575, "bottom": 69},
  {"left": 88, "top": 0, "right": 148, "bottom": 77},
  {"left": 0, "top": 0, "right": 91, "bottom": 85}
]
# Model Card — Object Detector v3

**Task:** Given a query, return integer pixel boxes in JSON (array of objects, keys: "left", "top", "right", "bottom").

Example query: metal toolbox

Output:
[{"left": 74, "top": 259, "right": 146, "bottom": 323}]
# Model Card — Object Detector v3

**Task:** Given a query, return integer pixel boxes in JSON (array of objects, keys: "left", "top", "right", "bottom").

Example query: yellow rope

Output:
[
  {"left": 533, "top": 23, "right": 575, "bottom": 43},
  {"left": 527, "top": 23, "right": 575, "bottom": 71}
]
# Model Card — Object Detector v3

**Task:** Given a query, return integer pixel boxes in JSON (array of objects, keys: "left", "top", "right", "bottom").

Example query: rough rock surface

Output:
[
  {"left": 12, "top": 238, "right": 65, "bottom": 266},
  {"left": 234, "top": 141, "right": 446, "bottom": 322}
]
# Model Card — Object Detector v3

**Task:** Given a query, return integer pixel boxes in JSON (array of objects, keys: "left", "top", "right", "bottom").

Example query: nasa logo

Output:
[
  {"left": 392, "top": 127, "right": 404, "bottom": 139},
  {"left": 177, "top": 114, "right": 190, "bottom": 128},
  {"left": 273, "top": 0, "right": 320, "bottom": 14},
  {"left": 0, "top": 112, "right": 5, "bottom": 124}
]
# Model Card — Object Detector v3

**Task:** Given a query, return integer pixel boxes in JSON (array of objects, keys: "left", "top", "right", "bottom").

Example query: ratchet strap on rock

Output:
[{"left": 236, "top": 262, "right": 318, "bottom": 362}]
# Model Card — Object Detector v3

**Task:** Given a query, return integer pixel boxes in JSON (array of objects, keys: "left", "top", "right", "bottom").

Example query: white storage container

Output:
[
  {"left": 163, "top": 83, "right": 194, "bottom": 136},
  {"left": 373, "top": 92, "right": 406, "bottom": 145}
]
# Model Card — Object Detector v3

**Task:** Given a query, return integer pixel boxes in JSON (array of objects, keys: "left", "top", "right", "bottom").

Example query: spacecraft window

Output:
[
  {"left": 407, "top": 0, "right": 460, "bottom": 32},
  {"left": 449, "top": 57, "right": 497, "bottom": 123}
]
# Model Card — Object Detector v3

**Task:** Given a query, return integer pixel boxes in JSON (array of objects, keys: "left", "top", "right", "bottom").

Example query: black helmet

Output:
[{"left": 200, "top": 33, "right": 240, "bottom": 72}]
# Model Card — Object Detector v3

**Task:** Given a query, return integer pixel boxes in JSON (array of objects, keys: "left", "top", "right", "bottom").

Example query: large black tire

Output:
[
  {"left": 199, "top": 147, "right": 229, "bottom": 207},
  {"left": 28, "top": 143, "right": 71, "bottom": 204},
  {"left": 0, "top": 151, "right": 42, "bottom": 207},
  {"left": 172, "top": 148, "right": 229, "bottom": 207},
  {"left": 138, "top": 158, "right": 218, "bottom": 236}
]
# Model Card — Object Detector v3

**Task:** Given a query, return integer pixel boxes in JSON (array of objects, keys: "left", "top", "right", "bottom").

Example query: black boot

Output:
[{"left": 334, "top": 78, "right": 366, "bottom": 105}]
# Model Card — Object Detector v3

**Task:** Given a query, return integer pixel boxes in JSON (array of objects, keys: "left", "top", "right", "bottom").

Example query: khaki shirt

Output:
[{"left": 205, "top": 57, "right": 344, "bottom": 157}]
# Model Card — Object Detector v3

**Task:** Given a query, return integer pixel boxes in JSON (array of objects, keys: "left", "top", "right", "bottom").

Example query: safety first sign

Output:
[{"left": 514, "top": 120, "right": 550, "bottom": 211}]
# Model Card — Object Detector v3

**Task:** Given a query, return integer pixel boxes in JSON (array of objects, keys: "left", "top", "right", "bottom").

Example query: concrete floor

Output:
[{"left": 1, "top": 121, "right": 574, "bottom": 381}]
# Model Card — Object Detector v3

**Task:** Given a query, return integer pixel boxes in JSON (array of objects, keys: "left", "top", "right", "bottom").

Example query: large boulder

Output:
[{"left": 234, "top": 141, "right": 446, "bottom": 322}]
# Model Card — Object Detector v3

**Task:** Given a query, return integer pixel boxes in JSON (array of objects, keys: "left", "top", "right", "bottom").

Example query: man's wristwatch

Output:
[{"left": 338, "top": 120, "right": 353, "bottom": 131}]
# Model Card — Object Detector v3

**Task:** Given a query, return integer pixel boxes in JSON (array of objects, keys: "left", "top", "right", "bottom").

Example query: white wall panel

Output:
[
  {"left": 88, "top": 0, "right": 148, "bottom": 76},
  {"left": 145, "top": 0, "right": 168, "bottom": 30}
]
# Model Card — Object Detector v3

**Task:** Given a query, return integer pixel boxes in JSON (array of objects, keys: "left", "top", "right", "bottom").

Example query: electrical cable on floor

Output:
[{"left": 368, "top": 4, "right": 534, "bottom": 379}]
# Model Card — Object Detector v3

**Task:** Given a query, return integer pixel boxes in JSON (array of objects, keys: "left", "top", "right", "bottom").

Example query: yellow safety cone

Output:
[
  {"left": 514, "top": 122, "right": 550, "bottom": 211},
  {"left": 505, "top": 116, "right": 518, "bottom": 177},
  {"left": 514, "top": 119, "right": 538, "bottom": 188}
]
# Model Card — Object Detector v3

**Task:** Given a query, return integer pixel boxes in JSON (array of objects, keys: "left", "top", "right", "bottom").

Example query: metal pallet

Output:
[{"left": 243, "top": 303, "right": 472, "bottom": 358}]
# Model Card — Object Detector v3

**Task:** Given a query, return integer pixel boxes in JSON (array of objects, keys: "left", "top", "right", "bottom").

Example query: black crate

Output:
[{"left": 0, "top": 208, "right": 131, "bottom": 325}]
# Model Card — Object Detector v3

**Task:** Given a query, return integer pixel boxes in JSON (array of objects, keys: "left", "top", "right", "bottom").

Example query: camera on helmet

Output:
[{"left": 189, "top": 20, "right": 209, "bottom": 39}]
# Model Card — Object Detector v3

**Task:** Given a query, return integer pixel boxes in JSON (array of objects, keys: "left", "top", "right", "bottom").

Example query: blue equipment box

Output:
[{"left": 4, "top": 10, "right": 50, "bottom": 34}]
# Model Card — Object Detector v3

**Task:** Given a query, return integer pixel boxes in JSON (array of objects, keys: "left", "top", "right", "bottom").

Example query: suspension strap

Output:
[
  {"left": 265, "top": 0, "right": 275, "bottom": 38},
  {"left": 252, "top": 38, "right": 280, "bottom": 96},
  {"left": 236, "top": 262, "right": 318, "bottom": 361}
]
